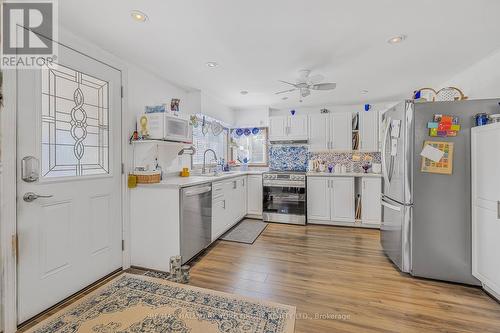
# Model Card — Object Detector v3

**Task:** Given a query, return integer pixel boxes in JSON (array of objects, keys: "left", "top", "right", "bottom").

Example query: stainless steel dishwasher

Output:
[{"left": 180, "top": 184, "right": 212, "bottom": 264}]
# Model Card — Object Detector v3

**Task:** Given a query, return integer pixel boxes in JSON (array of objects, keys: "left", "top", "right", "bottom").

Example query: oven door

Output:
[{"left": 263, "top": 182, "right": 306, "bottom": 224}]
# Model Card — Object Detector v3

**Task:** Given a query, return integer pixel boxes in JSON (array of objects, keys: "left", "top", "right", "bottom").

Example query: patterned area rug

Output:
[{"left": 25, "top": 273, "right": 296, "bottom": 333}]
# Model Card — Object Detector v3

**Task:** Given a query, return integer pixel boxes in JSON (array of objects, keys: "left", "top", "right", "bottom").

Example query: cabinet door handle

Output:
[{"left": 498, "top": 201, "right": 500, "bottom": 219}]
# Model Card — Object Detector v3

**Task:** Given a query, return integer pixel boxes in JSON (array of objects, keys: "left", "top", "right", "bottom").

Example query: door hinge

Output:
[
  {"left": 12, "top": 234, "right": 19, "bottom": 262},
  {"left": 121, "top": 163, "right": 125, "bottom": 175},
  {"left": 121, "top": 86, "right": 124, "bottom": 98},
  {"left": 122, "top": 239, "right": 125, "bottom": 251}
]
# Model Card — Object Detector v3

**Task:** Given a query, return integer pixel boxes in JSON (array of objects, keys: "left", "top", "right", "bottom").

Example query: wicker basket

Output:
[{"left": 133, "top": 171, "right": 161, "bottom": 184}]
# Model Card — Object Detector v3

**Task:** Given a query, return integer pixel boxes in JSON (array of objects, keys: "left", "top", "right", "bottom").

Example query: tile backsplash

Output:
[
  {"left": 269, "top": 145, "right": 309, "bottom": 171},
  {"left": 309, "top": 151, "right": 381, "bottom": 173},
  {"left": 269, "top": 144, "right": 381, "bottom": 173}
]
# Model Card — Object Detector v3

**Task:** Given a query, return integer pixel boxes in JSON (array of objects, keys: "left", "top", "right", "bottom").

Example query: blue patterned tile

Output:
[{"left": 269, "top": 145, "right": 308, "bottom": 171}]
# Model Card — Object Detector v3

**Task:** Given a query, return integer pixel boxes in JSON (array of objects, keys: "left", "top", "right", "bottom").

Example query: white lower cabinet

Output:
[
  {"left": 212, "top": 176, "right": 247, "bottom": 241},
  {"left": 307, "top": 177, "right": 331, "bottom": 221},
  {"left": 247, "top": 175, "right": 263, "bottom": 217},
  {"left": 361, "top": 177, "right": 382, "bottom": 226},
  {"left": 308, "top": 176, "right": 381, "bottom": 228},
  {"left": 331, "top": 177, "right": 355, "bottom": 222},
  {"left": 307, "top": 176, "right": 355, "bottom": 225}
]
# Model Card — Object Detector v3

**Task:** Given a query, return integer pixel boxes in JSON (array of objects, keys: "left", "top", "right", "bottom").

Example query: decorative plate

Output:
[
  {"left": 435, "top": 87, "right": 467, "bottom": 101},
  {"left": 235, "top": 128, "right": 244, "bottom": 136},
  {"left": 211, "top": 121, "right": 224, "bottom": 136},
  {"left": 252, "top": 127, "right": 260, "bottom": 135},
  {"left": 244, "top": 128, "right": 252, "bottom": 136}
]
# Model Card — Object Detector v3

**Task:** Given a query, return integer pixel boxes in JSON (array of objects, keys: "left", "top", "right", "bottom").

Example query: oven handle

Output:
[{"left": 263, "top": 182, "right": 305, "bottom": 188}]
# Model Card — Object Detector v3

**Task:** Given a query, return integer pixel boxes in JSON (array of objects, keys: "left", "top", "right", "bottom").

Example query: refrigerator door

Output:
[
  {"left": 381, "top": 195, "right": 412, "bottom": 272},
  {"left": 381, "top": 101, "right": 413, "bottom": 205},
  {"left": 410, "top": 100, "right": 500, "bottom": 285}
]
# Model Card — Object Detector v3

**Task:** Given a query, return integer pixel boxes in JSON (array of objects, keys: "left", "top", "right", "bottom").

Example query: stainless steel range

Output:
[{"left": 262, "top": 171, "right": 306, "bottom": 225}]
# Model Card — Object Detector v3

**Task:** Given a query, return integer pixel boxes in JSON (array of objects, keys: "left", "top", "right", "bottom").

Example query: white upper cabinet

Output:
[
  {"left": 269, "top": 115, "right": 308, "bottom": 141},
  {"left": 471, "top": 123, "right": 500, "bottom": 299},
  {"left": 361, "top": 177, "right": 381, "bottom": 225},
  {"left": 331, "top": 113, "right": 352, "bottom": 150},
  {"left": 288, "top": 115, "right": 309, "bottom": 140},
  {"left": 309, "top": 114, "right": 329, "bottom": 151},
  {"left": 308, "top": 112, "right": 351, "bottom": 151},
  {"left": 359, "top": 110, "right": 379, "bottom": 152},
  {"left": 269, "top": 116, "right": 287, "bottom": 141}
]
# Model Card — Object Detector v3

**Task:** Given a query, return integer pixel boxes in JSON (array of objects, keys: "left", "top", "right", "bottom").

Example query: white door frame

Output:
[{"left": 0, "top": 28, "right": 131, "bottom": 333}]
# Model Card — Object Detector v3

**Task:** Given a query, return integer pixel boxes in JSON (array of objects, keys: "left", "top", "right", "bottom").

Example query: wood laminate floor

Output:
[
  {"left": 188, "top": 223, "right": 500, "bottom": 333},
  {"left": 18, "top": 223, "right": 500, "bottom": 333}
]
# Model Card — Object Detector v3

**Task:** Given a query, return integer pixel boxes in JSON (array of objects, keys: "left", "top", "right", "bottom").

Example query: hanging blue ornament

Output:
[
  {"left": 235, "top": 128, "right": 244, "bottom": 136},
  {"left": 252, "top": 127, "right": 260, "bottom": 135},
  {"left": 364, "top": 104, "right": 371, "bottom": 112},
  {"left": 244, "top": 128, "right": 251, "bottom": 136}
]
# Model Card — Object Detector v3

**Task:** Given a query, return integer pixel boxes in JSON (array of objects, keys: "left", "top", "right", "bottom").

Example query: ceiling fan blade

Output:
[
  {"left": 310, "top": 82, "right": 337, "bottom": 90},
  {"left": 278, "top": 80, "right": 297, "bottom": 87},
  {"left": 275, "top": 88, "right": 297, "bottom": 95},
  {"left": 307, "top": 74, "right": 324, "bottom": 85}
]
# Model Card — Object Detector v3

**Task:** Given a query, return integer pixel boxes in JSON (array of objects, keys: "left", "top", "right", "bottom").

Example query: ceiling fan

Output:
[{"left": 275, "top": 70, "right": 337, "bottom": 98}]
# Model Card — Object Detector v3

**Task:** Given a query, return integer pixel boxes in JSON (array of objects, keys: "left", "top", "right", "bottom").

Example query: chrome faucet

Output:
[{"left": 202, "top": 149, "right": 218, "bottom": 174}]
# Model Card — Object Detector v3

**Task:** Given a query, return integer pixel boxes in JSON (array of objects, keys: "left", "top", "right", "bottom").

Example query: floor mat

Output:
[{"left": 220, "top": 219, "right": 268, "bottom": 244}]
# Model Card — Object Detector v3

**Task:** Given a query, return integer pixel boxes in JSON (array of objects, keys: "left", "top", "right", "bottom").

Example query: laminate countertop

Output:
[
  {"left": 136, "top": 170, "right": 266, "bottom": 189},
  {"left": 306, "top": 172, "right": 383, "bottom": 178}
]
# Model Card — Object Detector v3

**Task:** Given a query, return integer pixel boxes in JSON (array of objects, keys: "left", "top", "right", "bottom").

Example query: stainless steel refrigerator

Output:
[{"left": 381, "top": 99, "right": 500, "bottom": 285}]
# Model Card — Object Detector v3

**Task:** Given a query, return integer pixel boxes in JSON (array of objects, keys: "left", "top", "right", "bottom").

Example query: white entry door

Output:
[{"left": 16, "top": 41, "right": 123, "bottom": 323}]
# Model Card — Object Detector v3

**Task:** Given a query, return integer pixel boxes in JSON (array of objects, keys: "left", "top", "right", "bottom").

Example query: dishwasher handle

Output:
[{"left": 184, "top": 186, "right": 212, "bottom": 197}]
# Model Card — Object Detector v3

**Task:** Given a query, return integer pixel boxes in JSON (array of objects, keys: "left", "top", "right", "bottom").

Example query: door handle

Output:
[
  {"left": 381, "top": 199, "right": 401, "bottom": 212},
  {"left": 381, "top": 117, "right": 392, "bottom": 186},
  {"left": 23, "top": 192, "right": 53, "bottom": 202},
  {"left": 497, "top": 201, "right": 500, "bottom": 219}
]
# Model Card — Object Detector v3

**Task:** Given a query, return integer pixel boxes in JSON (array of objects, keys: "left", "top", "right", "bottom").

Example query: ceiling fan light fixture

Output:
[
  {"left": 388, "top": 35, "right": 406, "bottom": 44},
  {"left": 131, "top": 10, "right": 148, "bottom": 22},
  {"left": 361, "top": 89, "right": 369, "bottom": 94},
  {"left": 206, "top": 61, "right": 218, "bottom": 68},
  {"left": 240, "top": 90, "right": 249, "bottom": 95}
]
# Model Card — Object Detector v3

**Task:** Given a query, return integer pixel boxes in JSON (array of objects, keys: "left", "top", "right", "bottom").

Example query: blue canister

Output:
[{"left": 475, "top": 113, "right": 489, "bottom": 126}]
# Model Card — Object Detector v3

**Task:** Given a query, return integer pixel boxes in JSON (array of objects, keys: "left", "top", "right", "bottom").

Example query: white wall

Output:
[
  {"left": 269, "top": 103, "right": 396, "bottom": 117},
  {"left": 201, "top": 92, "right": 234, "bottom": 125},
  {"left": 440, "top": 48, "right": 500, "bottom": 100},
  {"left": 127, "top": 64, "right": 193, "bottom": 174},
  {"left": 233, "top": 107, "right": 270, "bottom": 127}
]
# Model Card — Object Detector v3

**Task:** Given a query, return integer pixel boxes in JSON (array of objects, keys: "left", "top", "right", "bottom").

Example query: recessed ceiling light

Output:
[
  {"left": 206, "top": 61, "right": 218, "bottom": 68},
  {"left": 240, "top": 90, "right": 248, "bottom": 95},
  {"left": 361, "top": 89, "right": 369, "bottom": 94},
  {"left": 131, "top": 10, "right": 148, "bottom": 22},
  {"left": 388, "top": 35, "right": 406, "bottom": 44},
  {"left": 281, "top": 96, "right": 288, "bottom": 100}
]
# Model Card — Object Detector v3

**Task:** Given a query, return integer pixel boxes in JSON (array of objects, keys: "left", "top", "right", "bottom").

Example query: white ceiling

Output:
[{"left": 59, "top": 0, "right": 500, "bottom": 109}]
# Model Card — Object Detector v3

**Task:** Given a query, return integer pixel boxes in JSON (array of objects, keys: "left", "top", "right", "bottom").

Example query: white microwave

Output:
[{"left": 137, "top": 113, "right": 193, "bottom": 143}]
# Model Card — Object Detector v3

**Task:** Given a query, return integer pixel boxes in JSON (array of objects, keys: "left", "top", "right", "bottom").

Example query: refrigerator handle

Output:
[
  {"left": 381, "top": 198, "right": 401, "bottom": 212},
  {"left": 381, "top": 117, "right": 392, "bottom": 187}
]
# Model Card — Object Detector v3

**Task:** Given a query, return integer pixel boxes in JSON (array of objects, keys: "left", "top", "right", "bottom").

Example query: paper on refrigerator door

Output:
[{"left": 420, "top": 144, "right": 444, "bottom": 162}]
